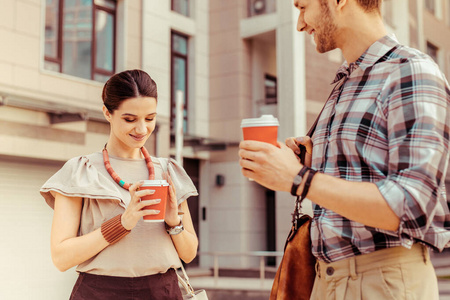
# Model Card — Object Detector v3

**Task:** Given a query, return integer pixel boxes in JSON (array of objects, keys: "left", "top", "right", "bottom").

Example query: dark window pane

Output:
[
  {"left": 265, "top": 75, "right": 277, "bottom": 104},
  {"left": 63, "top": 41, "right": 92, "bottom": 79},
  {"left": 172, "top": 34, "right": 188, "bottom": 55},
  {"left": 173, "top": 56, "right": 187, "bottom": 133},
  {"left": 62, "top": 0, "right": 92, "bottom": 79},
  {"left": 95, "top": 10, "right": 114, "bottom": 71},
  {"left": 171, "top": 32, "right": 188, "bottom": 133},
  {"left": 45, "top": 0, "right": 59, "bottom": 58},
  {"left": 172, "top": 0, "right": 189, "bottom": 17}
]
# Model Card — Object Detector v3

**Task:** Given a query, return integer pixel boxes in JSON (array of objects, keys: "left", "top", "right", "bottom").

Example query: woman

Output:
[{"left": 40, "top": 69, "right": 198, "bottom": 299}]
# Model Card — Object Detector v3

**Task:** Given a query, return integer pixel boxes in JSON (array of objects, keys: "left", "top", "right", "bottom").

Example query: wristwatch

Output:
[
  {"left": 290, "top": 166, "right": 309, "bottom": 196},
  {"left": 165, "top": 219, "right": 184, "bottom": 235}
]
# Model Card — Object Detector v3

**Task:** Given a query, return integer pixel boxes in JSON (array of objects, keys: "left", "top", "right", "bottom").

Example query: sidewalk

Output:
[{"left": 186, "top": 257, "right": 450, "bottom": 300}]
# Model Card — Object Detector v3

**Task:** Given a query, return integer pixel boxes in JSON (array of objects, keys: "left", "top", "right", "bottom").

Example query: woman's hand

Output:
[
  {"left": 164, "top": 174, "right": 181, "bottom": 227},
  {"left": 121, "top": 181, "right": 160, "bottom": 230},
  {"left": 285, "top": 136, "right": 313, "bottom": 167}
]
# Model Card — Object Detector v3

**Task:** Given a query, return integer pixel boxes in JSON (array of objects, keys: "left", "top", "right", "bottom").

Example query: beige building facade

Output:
[{"left": 0, "top": 0, "right": 449, "bottom": 299}]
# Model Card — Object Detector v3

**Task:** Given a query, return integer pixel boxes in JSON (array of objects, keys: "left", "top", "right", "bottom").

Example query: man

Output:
[{"left": 239, "top": 0, "right": 450, "bottom": 299}]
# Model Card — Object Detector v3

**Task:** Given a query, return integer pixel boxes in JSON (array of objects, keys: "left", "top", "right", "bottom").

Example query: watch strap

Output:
[{"left": 165, "top": 219, "right": 184, "bottom": 235}]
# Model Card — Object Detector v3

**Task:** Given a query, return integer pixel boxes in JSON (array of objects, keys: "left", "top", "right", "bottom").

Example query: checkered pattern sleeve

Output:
[{"left": 375, "top": 58, "right": 450, "bottom": 248}]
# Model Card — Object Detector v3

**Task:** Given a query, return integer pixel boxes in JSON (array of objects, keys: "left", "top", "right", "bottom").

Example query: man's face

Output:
[{"left": 294, "top": 0, "right": 338, "bottom": 53}]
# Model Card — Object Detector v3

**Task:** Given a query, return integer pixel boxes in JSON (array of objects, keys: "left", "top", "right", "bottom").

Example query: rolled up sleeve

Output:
[{"left": 375, "top": 59, "right": 450, "bottom": 248}]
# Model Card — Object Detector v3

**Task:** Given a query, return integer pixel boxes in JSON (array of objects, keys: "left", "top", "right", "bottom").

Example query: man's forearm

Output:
[{"left": 304, "top": 172, "right": 400, "bottom": 231}]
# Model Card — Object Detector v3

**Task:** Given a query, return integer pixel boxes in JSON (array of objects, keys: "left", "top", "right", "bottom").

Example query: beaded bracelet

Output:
[{"left": 101, "top": 214, "right": 131, "bottom": 245}]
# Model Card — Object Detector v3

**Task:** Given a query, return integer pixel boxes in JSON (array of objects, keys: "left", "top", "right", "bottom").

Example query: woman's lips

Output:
[{"left": 130, "top": 134, "right": 146, "bottom": 141}]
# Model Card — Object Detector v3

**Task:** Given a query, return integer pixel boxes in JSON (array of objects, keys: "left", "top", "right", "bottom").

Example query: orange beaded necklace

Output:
[{"left": 102, "top": 144, "right": 154, "bottom": 190}]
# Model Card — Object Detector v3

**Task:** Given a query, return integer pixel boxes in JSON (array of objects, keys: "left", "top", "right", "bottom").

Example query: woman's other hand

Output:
[{"left": 163, "top": 174, "right": 181, "bottom": 227}]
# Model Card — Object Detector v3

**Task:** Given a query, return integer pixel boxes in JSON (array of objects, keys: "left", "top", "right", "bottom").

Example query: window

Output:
[
  {"left": 425, "top": 0, "right": 435, "bottom": 14},
  {"left": 44, "top": 0, "right": 116, "bottom": 82},
  {"left": 172, "top": 0, "right": 189, "bottom": 17},
  {"left": 264, "top": 74, "right": 277, "bottom": 105},
  {"left": 171, "top": 32, "right": 188, "bottom": 133},
  {"left": 427, "top": 42, "right": 439, "bottom": 64}
]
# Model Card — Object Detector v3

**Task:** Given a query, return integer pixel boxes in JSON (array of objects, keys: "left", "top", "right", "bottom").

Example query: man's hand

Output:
[
  {"left": 285, "top": 136, "right": 313, "bottom": 167},
  {"left": 238, "top": 140, "right": 302, "bottom": 192}
]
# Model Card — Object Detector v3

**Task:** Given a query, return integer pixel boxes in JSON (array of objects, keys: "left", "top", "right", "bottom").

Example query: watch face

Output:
[{"left": 294, "top": 175, "right": 303, "bottom": 185}]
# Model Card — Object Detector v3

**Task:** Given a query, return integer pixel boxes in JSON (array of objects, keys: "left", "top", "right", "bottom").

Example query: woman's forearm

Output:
[{"left": 51, "top": 228, "right": 109, "bottom": 272}]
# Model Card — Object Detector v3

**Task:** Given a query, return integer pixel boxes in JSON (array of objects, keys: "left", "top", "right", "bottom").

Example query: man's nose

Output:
[{"left": 297, "top": 12, "right": 306, "bottom": 32}]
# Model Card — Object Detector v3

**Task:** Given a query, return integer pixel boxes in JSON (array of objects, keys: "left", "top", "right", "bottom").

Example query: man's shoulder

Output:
[{"left": 372, "top": 44, "right": 440, "bottom": 79}]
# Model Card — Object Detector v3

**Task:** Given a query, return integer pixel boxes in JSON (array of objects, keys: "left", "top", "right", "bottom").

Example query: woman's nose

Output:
[{"left": 135, "top": 121, "right": 147, "bottom": 134}]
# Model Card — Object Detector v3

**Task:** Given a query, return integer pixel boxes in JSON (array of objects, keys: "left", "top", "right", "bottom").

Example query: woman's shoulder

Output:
[{"left": 40, "top": 152, "right": 122, "bottom": 209}]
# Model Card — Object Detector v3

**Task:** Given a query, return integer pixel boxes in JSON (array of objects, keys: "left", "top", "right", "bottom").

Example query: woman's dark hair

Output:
[{"left": 102, "top": 69, "right": 158, "bottom": 113}]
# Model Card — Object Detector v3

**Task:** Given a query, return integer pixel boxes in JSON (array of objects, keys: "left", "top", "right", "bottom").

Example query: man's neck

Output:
[{"left": 337, "top": 14, "right": 388, "bottom": 63}]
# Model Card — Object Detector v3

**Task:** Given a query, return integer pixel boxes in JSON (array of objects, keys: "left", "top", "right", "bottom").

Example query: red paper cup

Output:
[
  {"left": 140, "top": 180, "right": 169, "bottom": 222},
  {"left": 241, "top": 115, "right": 279, "bottom": 146}
]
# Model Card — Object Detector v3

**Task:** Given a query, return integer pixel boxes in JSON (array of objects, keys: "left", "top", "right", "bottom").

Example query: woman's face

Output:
[{"left": 104, "top": 96, "right": 157, "bottom": 152}]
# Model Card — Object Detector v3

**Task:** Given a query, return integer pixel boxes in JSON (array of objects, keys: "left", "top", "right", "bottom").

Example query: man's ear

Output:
[
  {"left": 102, "top": 105, "right": 111, "bottom": 122},
  {"left": 335, "top": 0, "right": 347, "bottom": 9}
]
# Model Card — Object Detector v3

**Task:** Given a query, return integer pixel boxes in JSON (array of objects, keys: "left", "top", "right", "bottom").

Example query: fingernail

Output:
[{"left": 296, "top": 137, "right": 303, "bottom": 142}]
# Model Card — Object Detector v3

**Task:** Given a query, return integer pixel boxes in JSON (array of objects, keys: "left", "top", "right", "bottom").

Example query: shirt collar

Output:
[{"left": 332, "top": 34, "right": 399, "bottom": 84}]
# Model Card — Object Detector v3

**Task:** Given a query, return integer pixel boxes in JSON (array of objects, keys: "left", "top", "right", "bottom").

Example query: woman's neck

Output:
[{"left": 105, "top": 140, "right": 143, "bottom": 159}]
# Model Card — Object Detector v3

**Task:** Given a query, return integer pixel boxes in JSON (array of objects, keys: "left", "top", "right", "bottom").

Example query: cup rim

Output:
[
  {"left": 240, "top": 115, "right": 279, "bottom": 128},
  {"left": 141, "top": 179, "right": 169, "bottom": 187}
]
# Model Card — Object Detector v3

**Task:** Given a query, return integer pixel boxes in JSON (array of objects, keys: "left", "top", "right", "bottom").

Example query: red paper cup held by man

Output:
[
  {"left": 140, "top": 180, "right": 169, "bottom": 222},
  {"left": 241, "top": 115, "right": 280, "bottom": 146}
]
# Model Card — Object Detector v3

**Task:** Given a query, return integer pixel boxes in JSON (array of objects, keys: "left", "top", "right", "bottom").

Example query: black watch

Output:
[{"left": 290, "top": 166, "right": 309, "bottom": 196}]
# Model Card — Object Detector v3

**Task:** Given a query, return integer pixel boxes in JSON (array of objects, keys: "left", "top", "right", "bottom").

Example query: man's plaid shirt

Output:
[{"left": 311, "top": 35, "right": 450, "bottom": 263}]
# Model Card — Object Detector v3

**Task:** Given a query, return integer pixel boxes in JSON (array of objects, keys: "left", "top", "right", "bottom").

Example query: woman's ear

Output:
[{"left": 102, "top": 105, "right": 112, "bottom": 122}]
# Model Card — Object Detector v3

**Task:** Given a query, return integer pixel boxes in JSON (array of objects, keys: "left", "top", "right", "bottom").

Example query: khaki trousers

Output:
[{"left": 310, "top": 244, "right": 439, "bottom": 300}]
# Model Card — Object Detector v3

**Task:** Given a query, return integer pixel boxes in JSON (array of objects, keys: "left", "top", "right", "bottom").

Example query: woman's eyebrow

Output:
[{"left": 121, "top": 112, "right": 157, "bottom": 117}]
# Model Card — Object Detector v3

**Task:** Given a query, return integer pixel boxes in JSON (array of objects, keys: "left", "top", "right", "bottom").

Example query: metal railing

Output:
[{"left": 197, "top": 251, "right": 284, "bottom": 287}]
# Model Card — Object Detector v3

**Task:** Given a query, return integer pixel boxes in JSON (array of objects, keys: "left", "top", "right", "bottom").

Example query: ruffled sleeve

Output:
[
  {"left": 40, "top": 155, "right": 124, "bottom": 209},
  {"left": 162, "top": 158, "right": 198, "bottom": 205}
]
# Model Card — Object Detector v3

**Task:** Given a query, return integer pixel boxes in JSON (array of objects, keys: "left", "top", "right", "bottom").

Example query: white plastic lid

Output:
[
  {"left": 240, "top": 115, "right": 280, "bottom": 128},
  {"left": 141, "top": 180, "right": 169, "bottom": 187}
]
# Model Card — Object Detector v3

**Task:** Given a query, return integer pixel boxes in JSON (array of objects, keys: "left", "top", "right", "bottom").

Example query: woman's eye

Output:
[
  {"left": 124, "top": 119, "right": 135, "bottom": 123},
  {"left": 146, "top": 118, "right": 155, "bottom": 122}
]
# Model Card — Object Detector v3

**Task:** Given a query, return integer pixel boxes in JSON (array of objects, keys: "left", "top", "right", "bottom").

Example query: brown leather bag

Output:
[
  {"left": 270, "top": 105, "right": 325, "bottom": 300},
  {"left": 269, "top": 204, "right": 316, "bottom": 300}
]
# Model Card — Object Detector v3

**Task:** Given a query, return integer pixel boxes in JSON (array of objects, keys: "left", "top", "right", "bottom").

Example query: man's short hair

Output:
[
  {"left": 356, "top": 0, "right": 382, "bottom": 13},
  {"left": 321, "top": 0, "right": 383, "bottom": 14}
]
